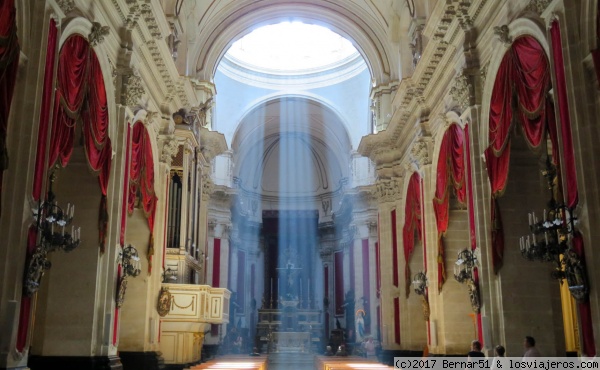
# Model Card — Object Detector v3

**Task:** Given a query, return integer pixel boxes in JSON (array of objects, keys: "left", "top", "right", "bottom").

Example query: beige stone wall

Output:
[{"left": 31, "top": 148, "right": 102, "bottom": 356}]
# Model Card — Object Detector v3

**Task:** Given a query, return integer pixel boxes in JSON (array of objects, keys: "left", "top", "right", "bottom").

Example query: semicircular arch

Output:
[{"left": 191, "top": 1, "right": 396, "bottom": 86}]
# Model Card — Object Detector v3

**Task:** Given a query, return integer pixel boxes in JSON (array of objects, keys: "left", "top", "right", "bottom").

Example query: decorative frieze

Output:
[
  {"left": 160, "top": 135, "right": 179, "bottom": 166},
  {"left": 89, "top": 22, "right": 110, "bottom": 47}
]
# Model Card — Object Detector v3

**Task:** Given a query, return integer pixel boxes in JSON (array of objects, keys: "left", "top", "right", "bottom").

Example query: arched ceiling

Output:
[
  {"left": 232, "top": 97, "right": 351, "bottom": 199},
  {"left": 189, "top": 0, "right": 399, "bottom": 85}
]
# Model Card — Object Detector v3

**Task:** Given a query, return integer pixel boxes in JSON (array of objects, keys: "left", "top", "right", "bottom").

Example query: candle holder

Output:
[
  {"left": 23, "top": 171, "right": 81, "bottom": 296},
  {"left": 453, "top": 249, "right": 480, "bottom": 313},
  {"left": 412, "top": 272, "right": 427, "bottom": 296},
  {"left": 519, "top": 158, "right": 589, "bottom": 302}
]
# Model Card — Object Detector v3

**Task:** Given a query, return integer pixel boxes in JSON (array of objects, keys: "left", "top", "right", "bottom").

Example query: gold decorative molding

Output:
[{"left": 157, "top": 287, "right": 172, "bottom": 317}]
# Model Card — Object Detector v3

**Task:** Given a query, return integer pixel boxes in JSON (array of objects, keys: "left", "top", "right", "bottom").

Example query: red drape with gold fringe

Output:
[
  {"left": 465, "top": 124, "right": 484, "bottom": 345},
  {"left": 485, "top": 36, "right": 552, "bottom": 273},
  {"left": 0, "top": 0, "right": 20, "bottom": 210},
  {"left": 433, "top": 124, "right": 466, "bottom": 291},
  {"left": 551, "top": 20, "right": 595, "bottom": 356},
  {"left": 128, "top": 121, "right": 157, "bottom": 272},
  {"left": 402, "top": 172, "right": 422, "bottom": 298},
  {"left": 49, "top": 34, "right": 112, "bottom": 251}
]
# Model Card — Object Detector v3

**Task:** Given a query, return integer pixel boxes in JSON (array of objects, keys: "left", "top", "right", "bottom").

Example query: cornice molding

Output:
[{"left": 199, "top": 127, "right": 228, "bottom": 162}]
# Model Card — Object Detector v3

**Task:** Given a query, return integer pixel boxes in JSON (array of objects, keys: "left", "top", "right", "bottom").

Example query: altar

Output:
[
  {"left": 256, "top": 306, "right": 322, "bottom": 353},
  {"left": 272, "top": 331, "right": 311, "bottom": 353}
]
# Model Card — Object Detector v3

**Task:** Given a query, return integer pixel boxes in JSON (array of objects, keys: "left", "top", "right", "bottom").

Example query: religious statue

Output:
[{"left": 341, "top": 289, "right": 355, "bottom": 342}]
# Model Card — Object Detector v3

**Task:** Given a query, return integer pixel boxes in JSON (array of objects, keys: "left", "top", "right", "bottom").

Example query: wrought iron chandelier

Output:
[
  {"left": 453, "top": 249, "right": 481, "bottom": 313},
  {"left": 519, "top": 158, "right": 588, "bottom": 302},
  {"left": 412, "top": 271, "right": 427, "bottom": 296},
  {"left": 24, "top": 171, "right": 81, "bottom": 296},
  {"left": 116, "top": 244, "right": 141, "bottom": 308}
]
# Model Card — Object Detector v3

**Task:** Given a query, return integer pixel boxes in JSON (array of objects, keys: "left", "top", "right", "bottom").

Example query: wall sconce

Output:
[
  {"left": 453, "top": 249, "right": 480, "bottom": 313},
  {"left": 453, "top": 249, "right": 476, "bottom": 284},
  {"left": 162, "top": 267, "right": 177, "bottom": 283},
  {"left": 412, "top": 271, "right": 427, "bottom": 296},
  {"left": 116, "top": 244, "right": 141, "bottom": 308},
  {"left": 122, "top": 244, "right": 141, "bottom": 278},
  {"left": 519, "top": 158, "right": 589, "bottom": 302},
  {"left": 24, "top": 171, "right": 81, "bottom": 296}
]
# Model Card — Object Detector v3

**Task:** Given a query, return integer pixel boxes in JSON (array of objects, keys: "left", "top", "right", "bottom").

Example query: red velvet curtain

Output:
[
  {"left": 551, "top": 20, "right": 595, "bottom": 356},
  {"left": 33, "top": 19, "right": 58, "bottom": 201},
  {"left": 0, "top": 0, "right": 20, "bottom": 210},
  {"left": 49, "top": 34, "right": 112, "bottom": 251},
  {"left": 50, "top": 35, "right": 90, "bottom": 168},
  {"left": 433, "top": 124, "right": 466, "bottom": 291},
  {"left": 83, "top": 51, "right": 112, "bottom": 251},
  {"left": 465, "top": 124, "right": 484, "bottom": 344},
  {"left": 128, "top": 121, "right": 157, "bottom": 272},
  {"left": 120, "top": 124, "right": 131, "bottom": 245},
  {"left": 485, "top": 36, "right": 552, "bottom": 273},
  {"left": 402, "top": 172, "right": 422, "bottom": 298}
]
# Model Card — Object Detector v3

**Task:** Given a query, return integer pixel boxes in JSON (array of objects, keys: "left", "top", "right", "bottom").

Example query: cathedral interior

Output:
[{"left": 1, "top": 0, "right": 600, "bottom": 369}]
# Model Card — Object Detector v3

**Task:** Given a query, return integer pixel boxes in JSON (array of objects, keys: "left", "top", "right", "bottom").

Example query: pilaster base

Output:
[
  {"left": 119, "top": 351, "right": 165, "bottom": 370},
  {"left": 28, "top": 355, "right": 122, "bottom": 370}
]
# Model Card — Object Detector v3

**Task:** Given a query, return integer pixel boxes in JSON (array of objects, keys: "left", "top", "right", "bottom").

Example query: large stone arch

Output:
[
  {"left": 231, "top": 96, "right": 352, "bottom": 200},
  {"left": 189, "top": 0, "right": 397, "bottom": 86}
]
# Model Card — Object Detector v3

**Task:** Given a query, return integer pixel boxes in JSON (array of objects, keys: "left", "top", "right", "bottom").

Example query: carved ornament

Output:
[
  {"left": 121, "top": 73, "right": 145, "bottom": 108},
  {"left": 56, "top": 0, "right": 75, "bottom": 14},
  {"left": 89, "top": 22, "right": 110, "bottom": 47},
  {"left": 160, "top": 136, "right": 179, "bottom": 166},
  {"left": 410, "top": 139, "right": 431, "bottom": 167},
  {"left": 449, "top": 70, "right": 471, "bottom": 111},
  {"left": 372, "top": 178, "right": 401, "bottom": 203},
  {"left": 157, "top": 287, "right": 172, "bottom": 317},
  {"left": 493, "top": 25, "right": 512, "bottom": 46},
  {"left": 526, "top": 0, "right": 552, "bottom": 14},
  {"left": 202, "top": 173, "right": 214, "bottom": 200}
]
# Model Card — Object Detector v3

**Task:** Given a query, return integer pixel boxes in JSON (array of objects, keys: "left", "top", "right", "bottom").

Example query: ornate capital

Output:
[
  {"left": 201, "top": 173, "right": 214, "bottom": 200},
  {"left": 121, "top": 73, "right": 145, "bottom": 108},
  {"left": 160, "top": 135, "right": 179, "bottom": 166},
  {"left": 449, "top": 70, "right": 471, "bottom": 112},
  {"left": 493, "top": 25, "right": 512, "bottom": 46},
  {"left": 410, "top": 138, "right": 432, "bottom": 167},
  {"left": 89, "top": 22, "right": 110, "bottom": 47}
]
